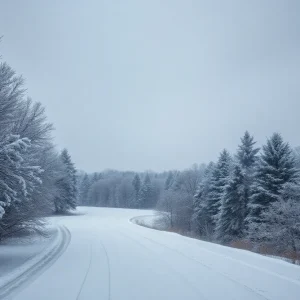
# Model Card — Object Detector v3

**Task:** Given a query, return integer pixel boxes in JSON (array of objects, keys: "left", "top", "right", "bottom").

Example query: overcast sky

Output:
[{"left": 0, "top": 0, "right": 299, "bottom": 172}]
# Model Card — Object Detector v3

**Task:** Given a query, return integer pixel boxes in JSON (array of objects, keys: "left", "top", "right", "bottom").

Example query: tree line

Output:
[
  {"left": 157, "top": 132, "right": 300, "bottom": 260},
  {"left": 78, "top": 170, "right": 166, "bottom": 209},
  {"left": 78, "top": 132, "right": 300, "bottom": 260},
  {"left": 0, "top": 58, "right": 77, "bottom": 240},
  {"left": 78, "top": 164, "right": 206, "bottom": 221}
]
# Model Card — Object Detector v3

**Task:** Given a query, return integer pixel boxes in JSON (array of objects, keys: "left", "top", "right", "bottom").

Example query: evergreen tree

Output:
[
  {"left": 247, "top": 133, "right": 298, "bottom": 229},
  {"left": 54, "top": 149, "right": 77, "bottom": 213},
  {"left": 165, "top": 171, "right": 174, "bottom": 190},
  {"left": 216, "top": 164, "right": 246, "bottom": 243},
  {"left": 294, "top": 147, "right": 300, "bottom": 170},
  {"left": 237, "top": 131, "right": 260, "bottom": 168},
  {"left": 91, "top": 172, "right": 101, "bottom": 184},
  {"left": 192, "top": 162, "right": 215, "bottom": 237},
  {"left": 216, "top": 131, "right": 260, "bottom": 242},
  {"left": 132, "top": 174, "right": 141, "bottom": 207},
  {"left": 79, "top": 173, "right": 90, "bottom": 205},
  {"left": 236, "top": 131, "right": 260, "bottom": 220},
  {"left": 138, "top": 173, "right": 154, "bottom": 208},
  {"left": 206, "top": 149, "right": 232, "bottom": 229}
]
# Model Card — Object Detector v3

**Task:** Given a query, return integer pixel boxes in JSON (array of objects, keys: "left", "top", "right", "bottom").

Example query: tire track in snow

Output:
[
  {"left": 99, "top": 240, "right": 111, "bottom": 300},
  {"left": 0, "top": 225, "right": 71, "bottom": 300},
  {"left": 114, "top": 229, "right": 209, "bottom": 300},
  {"left": 76, "top": 243, "right": 93, "bottom": 300},
  {"left": 121, "top": 227, "right": 270, "bottom": 300},
  {"left": 75, "top": 239, "right": 111, "bottom": 300}
]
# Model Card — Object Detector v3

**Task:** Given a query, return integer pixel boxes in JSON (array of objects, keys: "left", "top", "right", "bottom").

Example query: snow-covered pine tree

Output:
[
  {"left": 247, "top": 133, "right": 298, "bottom": 234},
  {"left": 165, "top": 171, "right": 175, "bottom": 190},
  {"left": 206, "top": 149, "right": 232, "bottom": 231},
  {"left": 192, "top": 162, "right": 215, "bottom": 238},
  {"left": 54, "top": 149, "right": 77, "bottom": 213},
  {"left": 216, "top": 164, "right": 246, "bottom": 243},
  {"left": 138, "top": 173, "right": 154, "bottom": 208},
  {"left": 132, "top": 174, "right": 141, "bottom": 208},
  {"left": 79, "top": 173, "right": 90, "bottom": 205},
  {"left": 236, "top": 131, "right": 260, "bottom": 223},
  {"left": 91, "top": 172, "right": 101, "bottom": 184},
  {"left": 216, "top": 131, "right": 259, "bottom": 242},
  {"left": 237, "top": 131, "right": 260, "bottom": 169},
  {"left": 294, "top": 147, "right": 300, "bottom": 170}
]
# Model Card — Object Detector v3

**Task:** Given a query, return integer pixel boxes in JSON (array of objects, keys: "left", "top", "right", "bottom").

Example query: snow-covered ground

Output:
[
  {"left": 1, "top": 207, "right": 300, "bottom": 300},
  {"left": 0, "top": 224, "right": 70, "bottom": 299},
  {"left": 0, "top": 230, "right": 55, "bottom": 277}
]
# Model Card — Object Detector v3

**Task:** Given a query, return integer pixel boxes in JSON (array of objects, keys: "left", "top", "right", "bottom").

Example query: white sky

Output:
[{"left": 0, "top": 0, "right": 299, "bottom": 172}]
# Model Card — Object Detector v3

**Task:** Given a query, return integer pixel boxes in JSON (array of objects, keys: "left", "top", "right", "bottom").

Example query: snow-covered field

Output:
[{"left": 1, "top": 207, "right": 300, "bottom": 300}]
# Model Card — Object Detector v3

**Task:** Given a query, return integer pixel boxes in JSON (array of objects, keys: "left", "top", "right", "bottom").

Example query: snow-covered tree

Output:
[
  {"left": 206, "top": 149, "right": 232, "bottom": 229},
  {"left": 91, "top": 172, "right": 101, "bottom": 184},
  {"left": 165, "top": 171, "right": 175, "bottom": 190},
  {"left": 216, "top": 132, "right": 259, "bottom": 242},
  {"left": 54, "top": 149, "right": 77, "bottom": 213},
  {"left": 255, "top": 183, "right": 300, "bottom": 263},
  {"left": 247, "top": 133, "right": 298, "bottom": 229},
  {"left": 0, "top": 62, "right": 24, "bottom": 139},
  {"left": 157, "top": 189, "right": 180, "bottom": 229},
  {"left": 0, "top": 54, "right": 79, "bottom": 240},
  {"left": 237, "top": 131, "right": 260, "bottom": 169},
  {"left": 294, "top": 147, "right": 300, "bottom": 170},
  {"left": 79, "top": 173, "right": 90, "bottom": 205},
  {"left": 216, "top": 164, "right": 246, "bottom": 243},
  {"left": 132, "top": 174, "right": 141, "bottom": 207},
  {"left": 192, "top": 162, "right": 215, "bottom": 238},
  {"left": 116, "top": 176, "right": 134, "bottom": 208},
  {"left": 138, "top": 173, "right": 154, "bottom": 208},
  {"left": 0, "top": 135, "right": 42, "bottom": 219},
  {"left": 175, "top": 164, "right": 204, "bottom": 197},
  {"left": 11, "top": 99, "right": 53, "bottom": 145},
  {"left": 29, "top": 144, "right": 64, "bottom": 214}
]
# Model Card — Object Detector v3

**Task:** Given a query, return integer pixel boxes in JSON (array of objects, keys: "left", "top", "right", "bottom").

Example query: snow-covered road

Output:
[{"left": 5, "top": 207, "right": 300, "bottom": 300}]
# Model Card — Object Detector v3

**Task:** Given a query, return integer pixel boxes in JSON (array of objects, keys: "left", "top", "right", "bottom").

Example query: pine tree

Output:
[
  {"left": 165, "top": 171, "right": 174, "bottom": 190},
  {"left": 216, "top": 131, "right": 259, "bottom": 242},
  {"left": 192, "top": 162, "right": 215, "bottom": 237},
  {"left": 138, "top": 173, "right": 154, "bottom": 208},
  {"left": 132, "top": 174, "right": 141, "bottom": 207},
  {"left": 237, "top": 131, "right": 260, "bottom": 169},
  {"left": 294, "top": 147, "right": 300, "bottom": 170},
  {"left": 206, "top": 149, "right": 232, "bottom": 230},
  {"left": 216, "top": 164, "right": 246, "bottom": 243},
  {"left": 79, "top": 173, "right": 90, "bottom": 205},
  {"left": 91, "top": 172, "right": 101, "bottom": 184},
  {"left": 236, "top": 131, "right": 260, "bottom": 220},
  {"left": 247, "top": 133, "right": 298, "bottom": 230},
  {"left": 54, "top": 149, "right": 77, "bottom": 213}
]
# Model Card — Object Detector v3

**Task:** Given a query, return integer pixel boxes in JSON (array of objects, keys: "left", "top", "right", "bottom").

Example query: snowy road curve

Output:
[{"left": 8, "top": 207, "right": 300, "bottom": 300}]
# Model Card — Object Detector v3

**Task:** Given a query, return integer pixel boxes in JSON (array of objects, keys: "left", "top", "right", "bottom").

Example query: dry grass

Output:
[
  {"left": 280, "top": 250, "right": 300, "bottom": 264},
  {"left": 229, "top": 240, "right": 253, "bottom": 251},
  {"left": 230, "top": 240, "right": 300, "bottom": 265}
]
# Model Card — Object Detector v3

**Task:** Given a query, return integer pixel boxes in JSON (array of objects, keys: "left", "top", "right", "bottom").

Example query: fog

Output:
[{"left": 0, "top": 0, "right": 299, "bottom": 172}]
